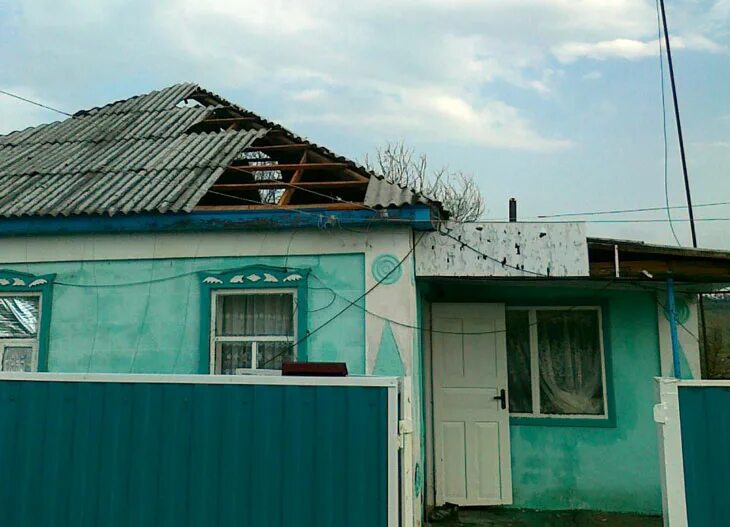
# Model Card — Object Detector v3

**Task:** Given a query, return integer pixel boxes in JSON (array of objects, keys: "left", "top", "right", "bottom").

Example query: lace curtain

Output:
[
  {"left": 215, "top": 293, "right": 294, "bottom": 373},
  {"left": 537, "top": 310, "right": 604, "bottom": 415},
  {"left": 217, "top": 294, "right": 293, "bottom": 337},
  {"left": 0, "top": 297, "right": 39, "bottom": 338}
]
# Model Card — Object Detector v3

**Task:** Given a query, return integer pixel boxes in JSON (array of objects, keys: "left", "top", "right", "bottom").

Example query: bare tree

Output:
[{"left": 363, "top": 141, "right": 485, "bottom": 221}]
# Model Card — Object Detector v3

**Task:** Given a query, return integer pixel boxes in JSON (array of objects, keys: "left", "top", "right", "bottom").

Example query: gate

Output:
[
  {"left": 0, "top": 373, "right": 399, "bottom": 527},
  {"left": 655, "top": 378, "right": 730, "bottom": 527}
]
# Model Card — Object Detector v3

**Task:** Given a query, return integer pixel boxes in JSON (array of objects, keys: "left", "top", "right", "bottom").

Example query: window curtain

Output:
[
  {"left": 0, "top": 297, "right": 39, "bottom": 338},
  {"left": 506, "top": 310, "right": 533, "bottom": 413},
  {"left": 537, "top": 310, "right": 604, "bottom": 415},
  {"left": 219, "top": 342, "right": 252, "bottom": 374},
  {"left": 257, "top": 342, "right": 293, "bottom": 370},
  {"left": 2, "top": 346, "right": 33, "bottom": 372},
  {"left": 217, "top": 294, "right": 293, "bottom": 337}
]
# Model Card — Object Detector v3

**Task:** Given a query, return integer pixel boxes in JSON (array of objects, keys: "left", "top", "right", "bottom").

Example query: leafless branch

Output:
[{"left": 363, "top": 140, "right": 485, "bottom": 221}]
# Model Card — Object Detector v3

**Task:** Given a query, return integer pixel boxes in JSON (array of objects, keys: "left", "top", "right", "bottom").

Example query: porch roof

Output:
[{"left": 588, "top": 237, "right": 730, "bottom": 284}]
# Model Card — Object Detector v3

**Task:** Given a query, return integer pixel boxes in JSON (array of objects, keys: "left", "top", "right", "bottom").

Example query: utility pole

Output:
[{"left": 658, "top": 0, "right": 698, "bottom": 247}]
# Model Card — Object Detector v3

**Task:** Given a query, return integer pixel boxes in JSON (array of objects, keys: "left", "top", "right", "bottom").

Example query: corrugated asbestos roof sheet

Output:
[
  {"left": 0, "top": 82, "right": 441, "bottom": 218},
  {"left": 364, "top": 176, "right": 434, "bottom": 209}
]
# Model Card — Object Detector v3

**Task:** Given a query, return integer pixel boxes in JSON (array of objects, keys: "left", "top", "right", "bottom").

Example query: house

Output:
[{"left": 1, "top": 83, "right": 729, "bottom": 525}]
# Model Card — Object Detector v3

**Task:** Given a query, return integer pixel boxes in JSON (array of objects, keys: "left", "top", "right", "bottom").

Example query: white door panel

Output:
[{"left": 432, "top": 303, "right": 512, "bottom": 506}]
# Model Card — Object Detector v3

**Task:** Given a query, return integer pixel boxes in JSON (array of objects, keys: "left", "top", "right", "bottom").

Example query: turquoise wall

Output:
[
  {"left": 12, "top": 254, "right": 366, "bottom": 374},
  {"left": 420, "top": 282, "right": 662, "bottom": 514}
]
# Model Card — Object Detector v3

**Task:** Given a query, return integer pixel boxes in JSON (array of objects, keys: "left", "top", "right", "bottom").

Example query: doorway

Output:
[{"left": 430, "top": 303, "right": 512, "bottom": 506}]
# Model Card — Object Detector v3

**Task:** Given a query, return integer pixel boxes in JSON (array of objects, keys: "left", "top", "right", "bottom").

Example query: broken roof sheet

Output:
[{"left": 0, "top": 83, "right": 442, "bottom": 218}]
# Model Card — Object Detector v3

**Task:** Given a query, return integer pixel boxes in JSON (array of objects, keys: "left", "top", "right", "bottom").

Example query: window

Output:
[
  {"left": 210, "top": 290, "right": 296, "bottom": 374},
  {"left": 506, "top": 307, "right": 607, "bottom": 419},
  {"left": 0, "top": 294, "right": 41, "bottom": 372}
]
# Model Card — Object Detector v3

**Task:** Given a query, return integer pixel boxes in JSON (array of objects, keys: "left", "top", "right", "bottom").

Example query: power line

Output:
[
  {"left": 553, "top": 217, "right": 730, "bottom": 224},
  {"left": 534, "top": 200, "right": 730, "bottom": 220},
  {"left": 0, "top": 89, "right": 73, "bottom": 117},
  {"left": 446, "top": 217, "right": 730, "bottom": 225}
]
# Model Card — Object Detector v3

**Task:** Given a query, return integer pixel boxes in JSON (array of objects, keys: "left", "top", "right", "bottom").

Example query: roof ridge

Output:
[{"left": 72, "top": 82, "right": 199, "bottom": 117}]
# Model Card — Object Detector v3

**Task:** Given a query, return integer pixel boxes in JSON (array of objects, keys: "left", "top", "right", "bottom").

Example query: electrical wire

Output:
[
  {"left": 440, "top": 217, "right": 730, "bottom": 224},
  {"left": 258, "top": 232, "right": 426, "bottom": 368},
  {"left": 656, "top": 0, "right": 682, "bottom": 246},
  {"left": 0, "top": 89, "right": 73, "bottom": 117},
  {"left": 438, "top": 229, "right": 548, "bottom": 277},
  {"left": 534, "top": 200, "right": 730, "bottom": 220},
  {"left": 310, "top": 273, "right": 621, "bottom": 336}
]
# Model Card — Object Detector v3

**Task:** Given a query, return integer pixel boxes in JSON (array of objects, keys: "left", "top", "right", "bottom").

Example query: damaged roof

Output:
[{"left": 0, "top": 83, "right": 442, "bottom": 218}]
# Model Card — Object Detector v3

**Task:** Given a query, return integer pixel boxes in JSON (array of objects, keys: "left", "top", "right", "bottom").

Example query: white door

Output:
[{"left": 432, "top": 303, "right": 512, "bottom": 506}]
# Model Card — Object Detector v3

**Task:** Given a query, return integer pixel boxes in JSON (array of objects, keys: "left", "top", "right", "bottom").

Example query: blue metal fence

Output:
[
  {"left": 0, "top": 375, "right": 396, "bottom": 527},
  {"left": 678, "top": 385, "right": 730, "bottom": 527}
]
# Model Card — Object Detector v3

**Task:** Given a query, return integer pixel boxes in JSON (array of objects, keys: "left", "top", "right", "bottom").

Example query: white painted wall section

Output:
[{"left": 415, "top": 222, "right": 589, "bottom": 278}]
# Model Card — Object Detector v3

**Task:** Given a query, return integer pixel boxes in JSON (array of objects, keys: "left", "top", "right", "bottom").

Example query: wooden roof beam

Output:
[
  {"left": 212, "top": 181, "right": 368, "bottom": 190},
  {"left": 200, "top": 117, "right": 259, "bottom": 124},
  {"left": 278, "top": 152, "right": 307, "bottom": 206},
  {"left": 243, "top": 143, "right": 311, "bottom": 152},
  {"left": 228, "top": 162, "right": 348, "bottom": 172}
]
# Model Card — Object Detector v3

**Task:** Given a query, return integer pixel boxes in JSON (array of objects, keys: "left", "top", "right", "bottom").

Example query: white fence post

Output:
[
  {"left": 654, "top": 377, "right": 688, "bottom": 527},
  {"left": 400, "top": 376, "right": 415, "bottom": 527}
]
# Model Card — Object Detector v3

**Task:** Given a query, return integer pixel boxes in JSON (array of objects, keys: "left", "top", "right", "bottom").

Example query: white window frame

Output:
[
  {"left": 507, "top": 306, "right": 608, "bottom": 420},
  {"left": 0, "top": 292, "right": 42, "bottom": 373},
  {"left": 209, "top": 288, "right": 297, "bottom": 374}
]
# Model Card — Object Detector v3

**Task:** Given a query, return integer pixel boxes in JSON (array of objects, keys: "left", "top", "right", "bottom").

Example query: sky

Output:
[{"left": 1, "top": 0, "right": 729, "bottom": 248}]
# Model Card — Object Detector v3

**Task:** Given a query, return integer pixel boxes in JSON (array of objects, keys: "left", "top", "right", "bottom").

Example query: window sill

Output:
[{"left": 510, "top": 415, "right": 616, "bottom": 429}]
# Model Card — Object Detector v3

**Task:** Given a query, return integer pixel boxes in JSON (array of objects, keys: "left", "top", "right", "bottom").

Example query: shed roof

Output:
[{"left": 0, "top": 83, "right": 442, "bottom": 218}]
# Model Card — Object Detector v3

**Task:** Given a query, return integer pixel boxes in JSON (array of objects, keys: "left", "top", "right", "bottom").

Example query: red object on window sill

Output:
[{"left": 282, "top": 362, "right": 348, "bottom": 376}]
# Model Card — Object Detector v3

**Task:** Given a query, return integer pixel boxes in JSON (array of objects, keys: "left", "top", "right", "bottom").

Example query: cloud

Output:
[
  {"left": 291, "top": 87, "right": 573, "bottom": 151},
  {"left": 582, "top": 71, "right": 603, "bottom": 81},
  {"left": 553, "top": 34, "right": 725, "bottom": 63},
  {"left": 554, "top": 39, "right": 657, "bottom": 63},
  {"left": 0, "top": 0, "right": 725, "bottom": 150},
  {"left": 289, "top": 89, "right": 325, "bottom": 102}
]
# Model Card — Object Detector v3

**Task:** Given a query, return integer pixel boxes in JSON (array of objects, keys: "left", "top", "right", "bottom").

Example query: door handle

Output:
[{"left": 493, "top": 389, "right": 507, "bottom": 410}]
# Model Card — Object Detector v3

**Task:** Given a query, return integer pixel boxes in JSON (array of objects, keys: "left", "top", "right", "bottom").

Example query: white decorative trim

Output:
[
  {"left": 202, "top": 276, "right": 223, "bottom": 284},
  {"left": 230, "top": 275, "right": 245, "bottom": 284},
  {"left": 0, "top": 279, "right": 8, "bottom": 286},
  {"left": 246, "top": 274, "right": 261, "bottom": 282},
  {"left": 263, "top": 273, "right": 278, "bottom": 282},
  {"left": 12, "top": 278, "right": 26, "bottom": 286},
  {"left": 283, "top": 273, "right": 303, "bottom": 282},
  {"left": 28, "top": 278, "right": 48, "bottom": 287}
]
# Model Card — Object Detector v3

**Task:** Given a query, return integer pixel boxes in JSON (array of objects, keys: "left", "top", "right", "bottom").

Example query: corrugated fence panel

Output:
[
  {"left": 678, "top": 386, "right": 730, "bottom": 527},
  {"left": 0, "top": 380, "right": 389, "bottom": 527}
]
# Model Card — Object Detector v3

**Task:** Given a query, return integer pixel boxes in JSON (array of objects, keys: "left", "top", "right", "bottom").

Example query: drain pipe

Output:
[{"left": 666, "top": 277, "right": 682, "bottom": 379}]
